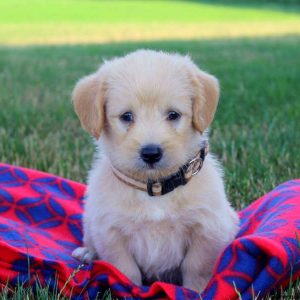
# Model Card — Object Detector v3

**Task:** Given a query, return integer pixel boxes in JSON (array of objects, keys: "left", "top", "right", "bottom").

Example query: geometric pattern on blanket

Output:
[{"left": 0, "top": 163, "right": 300, "bottom": 299}]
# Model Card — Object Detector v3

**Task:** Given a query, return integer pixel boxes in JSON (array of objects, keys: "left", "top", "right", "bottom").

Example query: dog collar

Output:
[{"left": 111, "top": 142, "right": 208, "bottom": 197}]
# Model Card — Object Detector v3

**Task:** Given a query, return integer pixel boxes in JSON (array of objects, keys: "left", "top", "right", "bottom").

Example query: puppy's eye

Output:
[
  {"left": 167, "top": 111, "right": 181, "bottom": 121},
  {"left": 119, "top": 111, "right": 134, "bottom": 123}
]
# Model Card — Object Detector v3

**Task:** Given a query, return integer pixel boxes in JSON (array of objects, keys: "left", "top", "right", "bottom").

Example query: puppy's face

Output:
[{"left": 73, "top": 50, "right": 219, "bottom": 180}]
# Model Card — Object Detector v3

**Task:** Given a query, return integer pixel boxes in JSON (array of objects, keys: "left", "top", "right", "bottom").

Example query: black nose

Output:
[{"left": 140, "top": 144, "right": 163, "bottom": 164}]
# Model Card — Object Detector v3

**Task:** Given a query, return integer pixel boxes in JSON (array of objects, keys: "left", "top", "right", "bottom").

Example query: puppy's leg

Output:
[
  {"left": 182, "top": 237, "right": 221, "bottom": 293},
  {"left": 93, "top": 229, "right": 142, "bottom": 286}
]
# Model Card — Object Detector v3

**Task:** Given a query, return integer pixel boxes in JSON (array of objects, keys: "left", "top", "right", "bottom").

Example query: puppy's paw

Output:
[{"left": 72, "top": 247, "right": 97, "bottom": 264}]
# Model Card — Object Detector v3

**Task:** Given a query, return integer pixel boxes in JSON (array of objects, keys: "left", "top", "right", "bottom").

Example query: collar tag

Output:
[{"left": 189, "top": 157, "right": 203, "bottom": 176}]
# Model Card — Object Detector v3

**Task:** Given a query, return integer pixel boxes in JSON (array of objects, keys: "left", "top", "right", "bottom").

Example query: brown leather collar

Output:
[{"left": 111, "top": 142, "right": 208, "bottom": 197}]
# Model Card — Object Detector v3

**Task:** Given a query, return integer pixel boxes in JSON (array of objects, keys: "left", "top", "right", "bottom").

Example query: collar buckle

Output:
[{"left": 147, "top": 180, "right": 162, "bottom": 196}]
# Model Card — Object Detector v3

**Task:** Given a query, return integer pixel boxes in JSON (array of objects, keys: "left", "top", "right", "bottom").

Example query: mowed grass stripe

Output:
[
  {"left": 1, "top": 0, "right": 299, "bottom": 23},
  {"left": 0, "top": 0, "right": 300, "bottom": 45}
]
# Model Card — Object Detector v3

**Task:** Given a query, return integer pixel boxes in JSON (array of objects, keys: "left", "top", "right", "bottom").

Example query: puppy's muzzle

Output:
[{"left": 140, "top": 144, "right": 163, "bottom": 165}]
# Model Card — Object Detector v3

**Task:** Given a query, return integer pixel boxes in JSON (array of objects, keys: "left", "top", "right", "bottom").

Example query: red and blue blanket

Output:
[{"left": 0, "top": 162, "right": 300, "bottom": 299}]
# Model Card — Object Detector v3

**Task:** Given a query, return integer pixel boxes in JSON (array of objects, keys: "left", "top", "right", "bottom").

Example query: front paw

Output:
[{"left": 72, "top": 246, "right": 97, "bottom": 263}]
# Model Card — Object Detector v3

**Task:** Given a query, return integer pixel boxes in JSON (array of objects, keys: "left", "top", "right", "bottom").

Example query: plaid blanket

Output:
[{"left": 0, "top": 162, "right": 300, "bottom": 299}]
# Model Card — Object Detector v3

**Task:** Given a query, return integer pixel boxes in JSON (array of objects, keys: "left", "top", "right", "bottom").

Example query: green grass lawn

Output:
[
  {"left": 1, "top": 0, "right": 300, "bottom": 45},
  {"left": 1, "top": 0, "right": 300, "bottom": 298},
  {"left": 1, "top": 36, "right": 299, "bottom": 208}
]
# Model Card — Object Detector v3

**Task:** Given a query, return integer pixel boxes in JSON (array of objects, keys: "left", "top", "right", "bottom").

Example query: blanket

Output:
[{"left": 0, "top": 162, "right": 300, "bottom": 299}]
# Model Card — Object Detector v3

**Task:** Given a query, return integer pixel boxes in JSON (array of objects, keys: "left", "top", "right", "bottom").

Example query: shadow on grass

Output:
[
  {"left": 1, "top": 33, "right": 300, "bottom": 52},
  {"left": 184, "top": 0, "right": 300, "bottom": 13}
]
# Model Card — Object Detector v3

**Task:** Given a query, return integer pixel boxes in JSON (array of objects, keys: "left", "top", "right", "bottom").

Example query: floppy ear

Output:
[
  {"left": 72, "top": 72, "right": 106, "bottom": 139},
  {"left": 191, "top": 70, "right": 220, "bottom": 133}
]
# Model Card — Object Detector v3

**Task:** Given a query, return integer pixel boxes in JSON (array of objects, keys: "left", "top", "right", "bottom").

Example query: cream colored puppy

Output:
[{"left": 71, "top": 50, "right": 239, "bottom": 293}]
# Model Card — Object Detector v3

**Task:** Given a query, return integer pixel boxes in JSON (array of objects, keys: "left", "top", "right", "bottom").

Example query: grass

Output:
[
  {"left": 1, "top": 0, "right": 300, "bottom": 45},
  {"left": 1, "top": 0, "right": 300, "bottom": 298},
  {"left": 1, "top": 36, "right": 299, "bottom": 209}
]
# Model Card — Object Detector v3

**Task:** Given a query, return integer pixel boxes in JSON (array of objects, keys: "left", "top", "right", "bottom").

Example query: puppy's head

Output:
[{"left": 72, "top": 50, "right": 219, "bottom": 180}]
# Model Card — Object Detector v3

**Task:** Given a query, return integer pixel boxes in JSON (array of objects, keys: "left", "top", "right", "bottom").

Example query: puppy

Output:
[{"left": 71, "top": 50, "right": 239, "bottom": 293}]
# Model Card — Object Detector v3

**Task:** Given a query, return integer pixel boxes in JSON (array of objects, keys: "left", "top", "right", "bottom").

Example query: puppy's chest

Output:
[{"left": 123, "top": 217, "right": 189, "bottom": 276}]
